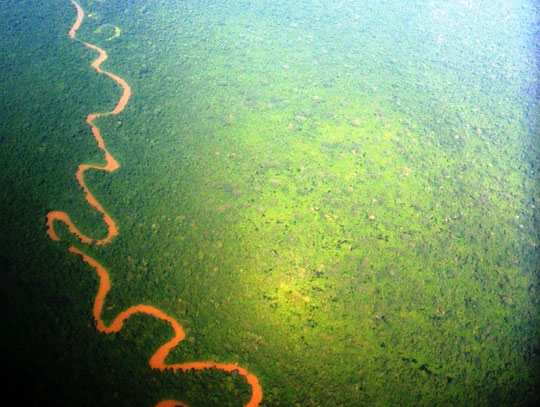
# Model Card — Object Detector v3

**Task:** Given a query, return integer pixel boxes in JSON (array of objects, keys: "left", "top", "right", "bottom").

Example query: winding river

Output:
[{"left": 46, "top": 1, "right": 262, "bottom": 406}]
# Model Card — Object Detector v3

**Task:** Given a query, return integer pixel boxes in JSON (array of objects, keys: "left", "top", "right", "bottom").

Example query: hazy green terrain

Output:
[{"left": 0, "top": 0, "right": 538, "bottom": 406}]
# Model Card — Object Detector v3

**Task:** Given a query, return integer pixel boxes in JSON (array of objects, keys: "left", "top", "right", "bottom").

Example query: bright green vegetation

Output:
[{"left": 0, "top": 0, "right": 538, "bottom": 406}]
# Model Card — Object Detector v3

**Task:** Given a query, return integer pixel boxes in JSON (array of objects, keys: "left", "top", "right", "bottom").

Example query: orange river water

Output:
[{"left": 45, "top": 1, "right": 263, "bottom": 406}]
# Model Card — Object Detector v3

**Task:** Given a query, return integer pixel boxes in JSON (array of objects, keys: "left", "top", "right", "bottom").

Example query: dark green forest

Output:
[{"left": 0, "top": 0, "right": 538, "bottom": 406}]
